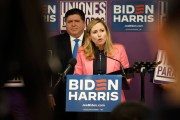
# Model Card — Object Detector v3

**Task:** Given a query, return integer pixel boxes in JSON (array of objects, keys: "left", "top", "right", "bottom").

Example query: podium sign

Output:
[{"left": 66, "top": 75, "right": 122, "bottom": 112}]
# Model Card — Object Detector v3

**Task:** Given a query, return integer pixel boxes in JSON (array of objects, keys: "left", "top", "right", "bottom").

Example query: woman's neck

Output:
[{"left": 97, "top": 45, "right": 104, "bottom": 50}]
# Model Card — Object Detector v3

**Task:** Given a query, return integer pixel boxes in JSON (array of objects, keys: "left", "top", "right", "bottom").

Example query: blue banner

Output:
[
  {"left": 42, "top": 1, "right": 59, "bottom": 33},
  {"left": 112, "top": 1, "right": 156, "bottom": 32},
  {"left": 66, "top": 75, "right": 122, "bottom": 112}
]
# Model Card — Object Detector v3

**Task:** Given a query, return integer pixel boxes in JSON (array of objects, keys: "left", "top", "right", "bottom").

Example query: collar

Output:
[{"left": 70, "top": 32, "right": 84, "bottom": 41}]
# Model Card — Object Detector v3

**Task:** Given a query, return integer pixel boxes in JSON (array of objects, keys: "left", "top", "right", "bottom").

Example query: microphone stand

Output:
[
  {"left": 132, "top": 61, "right": 160, "bottom": 102},
  {"left": 53, "top": 73, "right": 66, "bottom": 90},
  {"left": 140, "top": 67, "right": 146, "bottom": 102}
]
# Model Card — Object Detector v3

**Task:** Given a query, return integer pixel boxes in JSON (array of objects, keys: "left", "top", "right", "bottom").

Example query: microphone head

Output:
[{"left": 68, "top": 58, "right": 77, "bottom": 66}]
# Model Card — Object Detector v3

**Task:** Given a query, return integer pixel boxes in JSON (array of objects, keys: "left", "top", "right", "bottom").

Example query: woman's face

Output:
[{"left": 90, "top": 23, "right": 107, "bottom": 49}]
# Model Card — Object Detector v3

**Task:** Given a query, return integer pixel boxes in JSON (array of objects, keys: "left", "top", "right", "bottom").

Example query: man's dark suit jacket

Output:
[
  {"left": 49, "top": 32, "right": 84, "bottom": 120},
  {"left": 50, "top": 32, "right": 74, "bottom": 74}
]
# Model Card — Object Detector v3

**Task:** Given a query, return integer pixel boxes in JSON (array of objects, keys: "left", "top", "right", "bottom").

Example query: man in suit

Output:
[{"left": 48, "top": 8, "right": 85, "bottom": 120}]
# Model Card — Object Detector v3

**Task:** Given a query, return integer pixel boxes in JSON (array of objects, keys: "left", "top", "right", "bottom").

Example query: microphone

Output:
[
  {"left": 105, "top": 55, "right": 130, "bottom": 90},
  {"left": 62, "top": 58, "right": 77, "bottom": 77},
  {"left": 53, "top": 58, "right": 77, "bottom": 89},
  {"left": 105, "top": 55, "right": 127, "bottom": 77}
]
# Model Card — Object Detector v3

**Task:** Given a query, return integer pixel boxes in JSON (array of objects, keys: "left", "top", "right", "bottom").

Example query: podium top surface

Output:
[{"left": 107, "top": 68, "right": 134, "bottom": 90}]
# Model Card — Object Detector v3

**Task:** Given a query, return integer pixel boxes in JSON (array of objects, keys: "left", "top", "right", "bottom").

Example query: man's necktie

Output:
[{"left": 72, "top": 38, "right": 79, "bottom": 58}]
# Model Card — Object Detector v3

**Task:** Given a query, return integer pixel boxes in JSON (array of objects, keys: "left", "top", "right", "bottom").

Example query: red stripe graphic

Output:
[
  {"left": 95, "top": 79, "right": 107, "bottom": 91},
  {"left": 95, "top": 87, "right": 106, "bottom": 91},
  {"left": 135, "top": 4, "right": 145, "bottom": 14},
  {"left": 96, "top": 83, "right": 107, "bottom": 87},
  {"left": 96, "top": 79, "right": 106, "bottom": 83}
]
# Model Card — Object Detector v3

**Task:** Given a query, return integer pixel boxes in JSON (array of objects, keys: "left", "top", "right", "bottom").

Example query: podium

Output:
[
  {"left": 66, "top": 74, "right": 122, "bottom": 112},
  {"left": 108, "top": 68, "right": 134, "bottom": 90},
  {"left": 65, "top": 73, "right": 133, "bottom": 120},
  {"left": 64, "top": 69, "right": 134, "bottom": 120}
]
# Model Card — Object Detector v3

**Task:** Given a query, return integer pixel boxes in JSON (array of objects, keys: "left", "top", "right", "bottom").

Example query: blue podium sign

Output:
[{"left": 66, "top": 75, "right": 122, "bottom": 112}]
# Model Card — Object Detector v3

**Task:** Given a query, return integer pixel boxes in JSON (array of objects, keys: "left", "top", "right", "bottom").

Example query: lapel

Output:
[
  {"left": 107, "top": 57, "right": 116, "bottom": 73},
  {"left": 82, "top": 32, "right": 85, "bottom": 45},
  {"left": 63, "top": 33, "right": 73, "bottom": 58},
  {"left": 107, "top": 49, "right": 118, "bottom": 73},
  {"left": 85, "top": 59, "right": 93, "bottom": 74}
]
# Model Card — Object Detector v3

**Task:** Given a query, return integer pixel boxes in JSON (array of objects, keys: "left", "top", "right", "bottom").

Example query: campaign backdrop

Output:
[
  {"left": 60, "top": 1, "right": 107, "bottom": 31},
  {"left": 112, "top": 1, "right": 156, "bottom": 32},
  {"left": 42, "top": 0, "right": 165, "bottom": 107},
  {"left": 42, "top": 0, "right": 107, "bottom": 35}
]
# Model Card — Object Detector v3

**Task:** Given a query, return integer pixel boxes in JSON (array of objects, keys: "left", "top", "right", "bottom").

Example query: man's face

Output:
[{"left": 66, "top": 14, "right": 85, "bottom": 38}]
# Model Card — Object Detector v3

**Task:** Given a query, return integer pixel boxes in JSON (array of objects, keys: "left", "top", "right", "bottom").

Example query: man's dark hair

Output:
[{"left": 65, "top": 8, "right": 85, "bottom": 21}]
